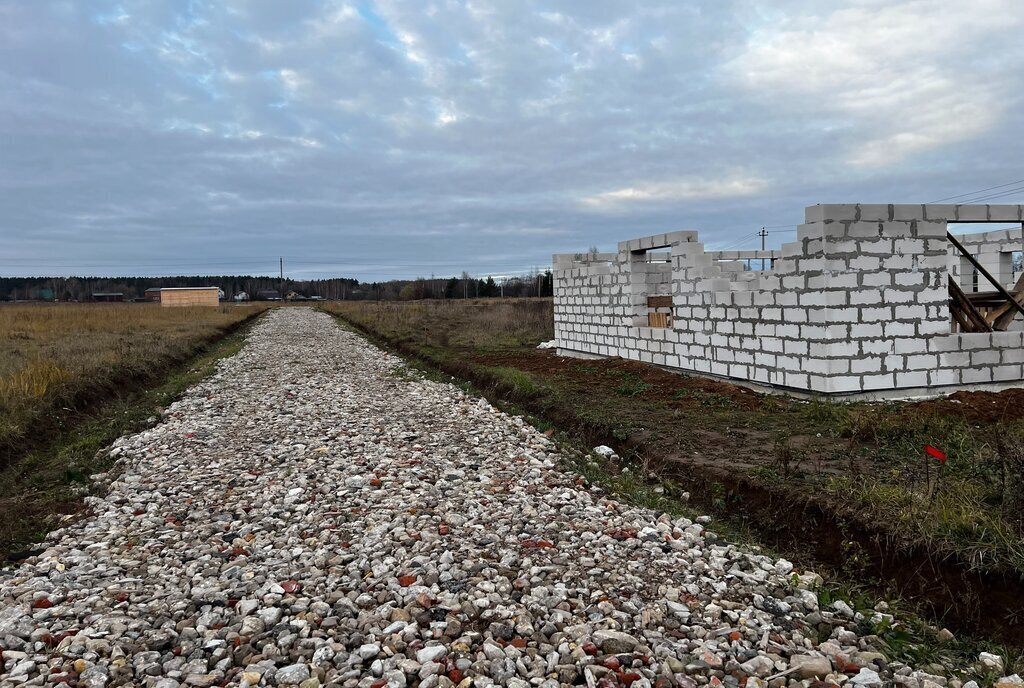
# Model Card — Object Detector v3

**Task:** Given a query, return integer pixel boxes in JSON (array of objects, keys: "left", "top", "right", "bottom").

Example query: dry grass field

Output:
[
  {"left": 321, "top": 298, "right": 553, "bottom": 350},
  {"left": 0, "top": 303, "right": 267, "bottom": 461},
  {"left": 0, "top": 302, "right": 268, "bottom": 560}
]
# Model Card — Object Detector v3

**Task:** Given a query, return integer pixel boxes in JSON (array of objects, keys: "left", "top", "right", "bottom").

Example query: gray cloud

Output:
[{"left": 2, "top": 0, "right": 1023, "bottom": 279}]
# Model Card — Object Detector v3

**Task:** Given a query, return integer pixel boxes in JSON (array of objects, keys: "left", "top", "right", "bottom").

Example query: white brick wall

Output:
[{"left": 554, "top": 203, "right": 1024, "bottom": 398}]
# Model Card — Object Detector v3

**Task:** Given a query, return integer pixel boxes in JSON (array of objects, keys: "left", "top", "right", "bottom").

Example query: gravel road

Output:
[{"left": 0, "top": 309, "right": 972, "bottom": 687}]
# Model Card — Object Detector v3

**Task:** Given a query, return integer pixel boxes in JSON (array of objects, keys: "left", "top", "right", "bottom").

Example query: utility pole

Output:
[
  {"left": 758, "top": 227, "right": 768, "bottom": 270},
  {"left": 279, "top": 257, "right": 284, "bottom": 300}
]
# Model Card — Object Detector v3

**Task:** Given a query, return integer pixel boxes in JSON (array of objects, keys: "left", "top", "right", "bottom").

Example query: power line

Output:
[
  {"left": 715, "top": 231, "right": 760, "bottom": 252},
  {"left": 713, "top": 223, "right": 799, "bottom": 252},
  {"left": 942, "top": 185, "right": 1024, "bottom": 205},
  {"left": 929, "top": 178, "right": 1024, "bottom": 203}
]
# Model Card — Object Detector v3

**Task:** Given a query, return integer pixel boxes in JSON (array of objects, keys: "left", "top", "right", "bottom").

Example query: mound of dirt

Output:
[{"left": 911, "top": 388, "right": 1024, "bottom": 424}]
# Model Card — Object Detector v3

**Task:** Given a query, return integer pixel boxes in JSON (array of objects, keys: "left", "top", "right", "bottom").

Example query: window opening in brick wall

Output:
[
  {"left": 948, "top": 225, "right": 1024, "bottom": 333},
  {"left": 629, "top": 248, "right": 673, "bottom": 328},
  {"left": 949, "top": 224, "right": 1023, "bottom": 292}
]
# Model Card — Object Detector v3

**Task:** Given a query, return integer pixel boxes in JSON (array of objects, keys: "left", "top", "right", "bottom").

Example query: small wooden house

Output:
[
  {"left": 144, "top": 288, "right": 162, "bottom": 302},
  {"left": 92, "top": 292, "right": 124, "bottom": 302},
  {"left": 157, "top": 287, "right": 220, "bottom": 308}
]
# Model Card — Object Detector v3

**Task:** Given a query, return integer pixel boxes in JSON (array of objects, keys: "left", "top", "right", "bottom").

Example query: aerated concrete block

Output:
[{"left": 555, "top": 205, "right": 1024, "bottom": 398}]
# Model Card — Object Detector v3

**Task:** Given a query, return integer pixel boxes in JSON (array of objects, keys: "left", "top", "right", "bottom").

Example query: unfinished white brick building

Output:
[{"left": 553, "top": 204, "right": 1024, "bottom": 399}]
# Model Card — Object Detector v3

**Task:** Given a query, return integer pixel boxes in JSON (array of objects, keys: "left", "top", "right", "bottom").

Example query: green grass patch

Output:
[
  {"left": 482, "top": 365, "right": 542, "bottom": 397},
  {"left": 615, "top": 373, "right": 652, "bottom": 397}
]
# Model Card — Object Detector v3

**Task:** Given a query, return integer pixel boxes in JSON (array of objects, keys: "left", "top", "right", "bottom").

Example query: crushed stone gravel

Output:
[{"left": 0, "top": 309, "right": 979, "bottom": 687}]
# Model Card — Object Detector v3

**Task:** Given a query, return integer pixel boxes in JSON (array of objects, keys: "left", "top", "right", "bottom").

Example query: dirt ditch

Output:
[
  {"left": 528, "top": 391, "right": 1024, "bottom": 644},
  {"left": 659, "top": 461, "right": 1024, "bottom": 645},
  {"left": 537, "top": 393, "right": 1024, "bottom": 647}
]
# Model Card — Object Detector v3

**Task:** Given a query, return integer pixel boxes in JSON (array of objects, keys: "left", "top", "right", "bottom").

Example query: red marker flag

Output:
[{"left": 924, "top": 444, "right": 947, "bottom": 462}]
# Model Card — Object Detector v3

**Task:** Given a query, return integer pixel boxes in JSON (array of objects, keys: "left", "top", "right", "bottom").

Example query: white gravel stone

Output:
[
  {"left": 981, "top": 652, "right": 1006, "bottom": 673},
  {"left": 0, "top": 309, "right": 969, "bottom": 687},
  {"left": 274, "top": 663, "right": 310, "bottom": 685},
  {"left": 850, "top": 667, "right": 884, "bottom": 686},
  {"left": 790, "top": 654, "right": 833, "bottom": 679},
  {"left": 416, "top": 645, "right": 448, "bottom": 664}
]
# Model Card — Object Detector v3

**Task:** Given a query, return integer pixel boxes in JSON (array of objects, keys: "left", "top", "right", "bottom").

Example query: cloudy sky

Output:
[{"left": 3, "top": 0, "right": 1024, "bottom": 280}]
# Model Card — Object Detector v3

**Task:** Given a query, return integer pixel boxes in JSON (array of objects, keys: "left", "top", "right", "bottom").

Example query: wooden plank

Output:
[
  {"left": 965, "top": 291, "right": 1009, "bottom": 308},
  {"left": 990, "top": 272, "right": 1024, "bottom": 330},
  {"left": 950, "top": 305, "right": 969, "bottom": 333},
  {"left": 647, "top": 312, "right": 670, "bottom": 328},
  {"left": 647, "top": 295, "right": 673, "bottom": 308},
  {"left": 965, "top": 290, "right": 1004, "bottom": 301},
  {"left": 989, "top": 301, "right": 1019, "bottom": 330},
  {"left": 949, "top": 275, "right": 992, "bottom": 333}
]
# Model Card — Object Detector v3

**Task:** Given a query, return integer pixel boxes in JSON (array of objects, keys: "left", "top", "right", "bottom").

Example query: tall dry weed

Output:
[{"left": 0, "top": 360, "right": 70, "bottom": 401}]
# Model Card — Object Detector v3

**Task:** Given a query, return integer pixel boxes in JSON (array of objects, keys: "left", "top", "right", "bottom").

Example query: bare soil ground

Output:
[{"left": 912, "top": 388, "right": 1024, "bottom": 424}]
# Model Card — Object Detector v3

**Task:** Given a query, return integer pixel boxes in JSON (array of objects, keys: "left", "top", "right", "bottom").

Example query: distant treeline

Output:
[{"left": 0, "top": 272, "right": 554, "bottom": 302}]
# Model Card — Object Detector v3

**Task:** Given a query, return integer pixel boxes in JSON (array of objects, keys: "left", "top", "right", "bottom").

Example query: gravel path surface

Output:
[{"left": 0, "top": 309, "right": 963, "bottom": 688}]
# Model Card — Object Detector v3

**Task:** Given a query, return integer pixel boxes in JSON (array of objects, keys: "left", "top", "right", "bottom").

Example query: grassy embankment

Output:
[
  {"left": 322, "top": 298, "right": 1024, "bottom": 670},
  {"left": 0, "top": 303, "right": 268, "bottom": 557}
]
